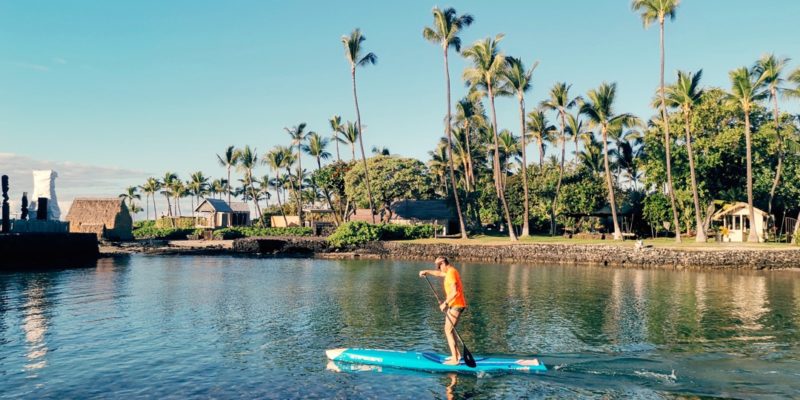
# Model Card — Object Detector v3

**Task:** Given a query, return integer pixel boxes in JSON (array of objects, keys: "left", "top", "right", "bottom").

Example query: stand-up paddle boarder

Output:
[{"left": 419, "top": 256, "right": 467, "bottom": 365}]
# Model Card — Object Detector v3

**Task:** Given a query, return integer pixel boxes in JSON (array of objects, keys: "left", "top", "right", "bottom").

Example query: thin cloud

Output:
[
  {"left": 52, "top": 57, "right": 67, "bottom": 65},
  {"left": 6, "top": 62, "right": 49, "bottom": 72}
]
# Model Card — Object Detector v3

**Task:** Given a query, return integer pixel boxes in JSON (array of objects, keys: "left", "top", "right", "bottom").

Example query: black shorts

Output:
[{"left": 449, "top": 306, "right": 466, "bottom": 313}]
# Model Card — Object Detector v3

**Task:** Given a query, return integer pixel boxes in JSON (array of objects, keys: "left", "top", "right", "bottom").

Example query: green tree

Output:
[
  {"left": 503, "top": 56, "right": 537, "bottom": 237},
  {"left": 462, "top": 34, "right": 517, "bottom": 240},
  {"left": 727, "top": 66, "right": 767, "bottom": 242},
  {"left": 119, "top": 186, "right": 141, "bottom": 216},
  {"left": 342, "top": 28, "right": 377, "bottom": 223},
  {"left": 631, "top": 0, "right": 682, "bottom": 242},
  {"left": 329, "top": 115, "right": 344, "bottom": 162},
  {"left": 344, "top": 156, "right": 436, "bottom": 222},
  {"left": 423, "top": 6, "right": 473, "bottom": 239},
  {"left": 526, "top": 108, "right": 556, "bottom": 167},
  {"left": 160, "top": 172, "right": 178, "bottom": 218},
  {"left": 264, "top": 146, "right": 292, "bottom": 226},
  {"left": 188, "top": 171, "right": 209, "bottom": 214},
  {"left": 580, "top": 82, "right": 640, "bottom": 240},
  {"left": 665, "top": 69, "right": 706, "bottom": 241}
]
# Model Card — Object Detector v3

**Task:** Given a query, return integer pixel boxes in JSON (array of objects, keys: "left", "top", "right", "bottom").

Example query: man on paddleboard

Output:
[{"left": 419, "top": 256, "right": 467, "bottom": 365}]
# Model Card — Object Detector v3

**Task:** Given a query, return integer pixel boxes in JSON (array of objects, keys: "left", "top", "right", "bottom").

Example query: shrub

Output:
[
  {"left": 133, "top": 225, "right": 201, "bottom": 240},
  {"left": 327, "top": 221, "right": 435, "bottom": 249},
  {"left": 212, "top": 226, "right": 312, "bottom": 240},
  {"left": 155, "top": 217, "right": 196, "bottom": 229}
]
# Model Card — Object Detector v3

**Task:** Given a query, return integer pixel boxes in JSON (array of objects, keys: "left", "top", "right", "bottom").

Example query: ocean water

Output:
[{"left": 1, "top": 255, "right": 799, "bottom": 399}]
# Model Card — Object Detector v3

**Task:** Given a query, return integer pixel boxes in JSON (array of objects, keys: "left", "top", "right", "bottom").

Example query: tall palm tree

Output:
[
  {"left": 541, "top": 82, "right": 578, "bottom": 235},
  {"left": 119, "top": 186, "right": 141, "bottom": 217},
  {"left": 170, "top": 179, "right": 187, "bottom": 217},
  {"left": 161, "top": 172, "right": 178, "bottom": 218},
  {"left": 423, "top": 6, "right": 473, "bottom": 239},
  {"left": 565, "top": 112, "right": 590, "bottom": 162},
  {"left": 329, "top": 115, "right": 344, "bottom": 163},
  {"left": 754, "top": 54, "right": 791, "bottom": 219},
  {"left": 340, "top": 121, "right": 360, "bottom": 161},
  {"left": 463, "top": 34, "right": 517, "bottom": 240},
  {"left": 217, "top": 145, "right": 239, "bottom": 204},
  {"left": 503, "top": 56, "right": 537, "bottom": 237},
  {"left": 286, "top": 123, "right": 310, "bottom": 224},
  {"left": 265, "top": 146, "right": 291, "bottom": 226},
  {"left": 428, "top": 143, "right": 450, "bottom": 196},
  {"left": 236, "top": 145, "right": 262, "bottom": 225},
  {"left": 140, "top": 177, "right": 161, "bottom": 220},
  {"left": 727, "top": 66, "right": 767, "bottom": 243},
  {"left": 578, "top": 134, "right": 605, "bottom": 176},
  {"left": 632, "top": 0, "right": 682, "bottom": 242},
  {"left": 580, "top": 82, "right": 640, "bottom": 240},
  {"left": 665, "top": 69, "right": 706, "bottom": 242},
  {"left": 526, "top": 108, "right": 556, "bottom": 167},
  {"left": 342, "top": 28, "right": 377, "bottom": 223},
  {"left": 304, "top": 132, "right": 339, "bottom": 222},
  {"left": 454, "top": 95, "right": 484, "bottom": 190}
]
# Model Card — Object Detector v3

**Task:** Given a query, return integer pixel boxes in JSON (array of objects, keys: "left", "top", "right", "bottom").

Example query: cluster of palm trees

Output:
[
  {"left": 423, "top": 1, "right": 800, "bottom": 242},
  {"left": 120, "top": 2, "right": 800, "bottom": 244}
]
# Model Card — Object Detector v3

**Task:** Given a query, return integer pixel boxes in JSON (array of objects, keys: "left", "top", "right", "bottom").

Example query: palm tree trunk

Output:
[
  {"left": 745, "top": 110, "right": 759, "bottom": 243},
  {"left": 792, "top": 209, "right": 800, "bottom": 245},
  {"left": 551, "top": 110, "right": 567, "bottom": 236},
  {"left": 335, "top": 135, "right": 341, "bottom": 163},
  {"left": 464, "top": 121, "right": 475, "bottom": 190},
  {"left": 153, "top": 194, "right": 158, "bottom": 220},
  {"left": 275, "top": 171, "right": 288, "bottom": 227},
  {"left": 443, "top": 48, "right": 468, "bottom": 239},
  {"left": 602, "top": 126, "right": 622, "bottom": 240},
  {"left": 538, "top": 136, "right": 544, "bottom": 167},
  {"left": 685, "top": 112, "right": 706, "bottom": 242},
  {"left": 660, "top": 18, "right": 682, "bottom": 243},
  {"left": 768, "top": 90, "right": 782, "bottom": 221},
  {"left": 488, "top": 83, "right": 518, "bottom": 241},
  {"left": 518, "top": 96, "right": 531, "bottom": 237},
  {"left": 351, "top": 68, "right": 376, "bottom": 224},
  {"left": 226, "top": 167, "right": 231, "bottom": 204},
  {"left": 317, "top": 158, "right": 341, "bottom": 225},
  {"left": 145, "top": 194, "right": 150, "bottom": 221}
]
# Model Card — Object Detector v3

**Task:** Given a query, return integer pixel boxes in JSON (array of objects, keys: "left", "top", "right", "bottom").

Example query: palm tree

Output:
[
  {"left": 665, "top": 69, "right": 706, "bottom": 242},
  {"left": 727, "top": 66, "right": 768, "bottom": 243},
  {"left": 632, "top": 0, "right": 682, "bottom": 242},
  {"left": 502, "top": 56, "right": 537, "bottom": 237},
  {"left": 454, "top": 95, "right": 484, "bottom": 190},
  {"left": 304, "top": 132, "right": 340, "bottom": 222},
  {"left": 526, "top": 108, "right": 556, "bottom": 167},
  {"left": 265, "top": 147, "right": 291, "bottom": 226},
  {"left": 236, "top": 145, "right": 262, "bottom": 224},
  {"left": 286, "top": 123, "right": 310, "bottom": 224},
  {"left": 428, "top": 143, "right": 450, "bottom": 196},
  {"left": 423, "top": 6, "right": 473, "bottom": 239},
  {"left": 140, "top": 177, "right": 160, "bottom": 220},
  {"left": 342, "top": 28, "right": 377, "bottom": 223},
  {"left": 371, "top": 146, "right": 390, "bottom": 156},
  {"left": 580, "top": 82, "right": 640, "bottom": 240},
  {"left": 210, "top": 178, "right": 227, "bottom": 199},
  {"left": 754, "top": 54, "right": 791, "bottom": 219},
  {"left": 161, "top": 172, "right": 178, "bottom": 217},
  {"left": 565, "top": 112, "right": 590, "bottom": 162},
  {"left": 119, "top": 186, "right": 141, "bottom": 218},
  {"left": 217, "top": 145, "right": 239, "bottom": 204},
  {"left": 188, "top": 171, "right": 209, "bottom": 214},
  {"left": 541, "top": 82, "right": 578, "bottom": 235},
  {"left": 578, "top": 134, "right": 604, "bottom": 176},
  {"left": 329, "top": 115, "right": 344, "bottom": 162},
  {"left": 340, "top": 122, "right": 360, "bottom": 161},
  {"left": 463, "top": 34, "right": 517, "bottom": 240},
  {"left": 169, "top": 179, "right": 187, "bottom": 217}
]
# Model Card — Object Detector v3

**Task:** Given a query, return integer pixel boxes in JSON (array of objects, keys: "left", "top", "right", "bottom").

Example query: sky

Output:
[{"left": 1, "top": 0, "right": 799, "bottom": 218}]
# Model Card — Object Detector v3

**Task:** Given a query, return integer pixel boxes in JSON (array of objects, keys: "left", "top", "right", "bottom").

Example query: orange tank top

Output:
[{"left": 444, "top": 267, "right": 467, "bottom": 308}]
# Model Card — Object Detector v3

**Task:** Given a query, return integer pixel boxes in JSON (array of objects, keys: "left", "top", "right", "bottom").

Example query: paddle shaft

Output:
[{"left": 424, "top": 276, "right": 475, "bottom": 367}]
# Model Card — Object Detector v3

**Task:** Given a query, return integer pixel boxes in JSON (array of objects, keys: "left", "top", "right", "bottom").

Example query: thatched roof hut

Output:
[{"left": 66, "top": 198, "right": 133, "bottom": 241}]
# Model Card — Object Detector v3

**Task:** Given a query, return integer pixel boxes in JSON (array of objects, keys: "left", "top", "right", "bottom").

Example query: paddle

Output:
[{"left": 424, "top": 276, "right": 477, "bottom": 368}]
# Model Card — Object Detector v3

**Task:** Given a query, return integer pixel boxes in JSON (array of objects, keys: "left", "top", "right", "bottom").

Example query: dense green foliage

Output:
[
  {"left": 327, "top": 221, "right": 436, "bottom": 249},
  {"left": 345, "top": 156, "right": 436, "bottom": 218}
]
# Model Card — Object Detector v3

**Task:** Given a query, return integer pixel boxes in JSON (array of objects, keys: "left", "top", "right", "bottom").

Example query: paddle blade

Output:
[{"left": 462, "top": 345, "right": 476, "bottom": 368}]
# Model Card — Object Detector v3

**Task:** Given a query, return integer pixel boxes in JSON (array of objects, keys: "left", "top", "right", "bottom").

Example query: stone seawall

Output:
[
  {"left": 362, "top": 242, "right": 800, "bottom": 270},
  {"left": 0, "top": 233, "right": 99, "bottom": 269},
  {"left": 231, "top": 237, "right": 800, "bottom": 270}
]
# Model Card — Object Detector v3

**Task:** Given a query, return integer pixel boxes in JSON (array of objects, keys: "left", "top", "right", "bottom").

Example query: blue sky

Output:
[{"left": 1, "top": 0, "right": 799, "bottom": 214}]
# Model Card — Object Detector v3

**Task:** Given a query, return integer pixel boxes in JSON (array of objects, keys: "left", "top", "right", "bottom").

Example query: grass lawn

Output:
[{"left": 407, "top": 233, "right": 798, "bottom": 251}]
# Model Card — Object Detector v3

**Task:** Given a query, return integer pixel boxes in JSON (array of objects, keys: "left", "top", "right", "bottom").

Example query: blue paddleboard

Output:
[{"left": 325, "top": 348, "right": 546, "bottom": 374}]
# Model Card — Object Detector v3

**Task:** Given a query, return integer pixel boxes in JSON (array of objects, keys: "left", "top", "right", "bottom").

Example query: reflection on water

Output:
[
  {"left": 0, "top": 256, "right": 798, "bottom": 398},
  {"left": 22, "top": 283, "right": 48, "bottom": 372}
]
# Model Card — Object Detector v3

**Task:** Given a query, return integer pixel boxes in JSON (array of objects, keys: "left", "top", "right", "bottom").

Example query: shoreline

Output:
[{"left": 99, "top": 237, "right": 800, "bottom": 270}]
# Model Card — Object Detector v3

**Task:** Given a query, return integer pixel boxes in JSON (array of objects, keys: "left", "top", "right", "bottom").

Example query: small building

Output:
[
  {"left": 389, "top": 199, "right": 455, "bottom": 234},
  {"left": 270, "top": 215, "right": 300, "bottom": 227},
  {"left": 712, "top": 202, "right": 769, "bottom": 242},
  {"left": 195, "top": 199, "right": 251, "bottom": 228},
  {"left": 66, "top": 198, "right": 133, "bottom": 241}
]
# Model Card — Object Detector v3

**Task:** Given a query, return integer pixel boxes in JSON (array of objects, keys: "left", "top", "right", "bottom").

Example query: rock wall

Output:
[
  {"left": 233, "top": 237, "right": 329, "bottom": 255},
  {"left": 365, "top": 242, "right": 800, "bottom": 270}
]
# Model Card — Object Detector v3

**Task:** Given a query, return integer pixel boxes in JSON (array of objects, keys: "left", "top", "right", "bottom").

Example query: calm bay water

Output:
[{"left": 1, "top": 255, "right": 799, "bottom": 399}]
